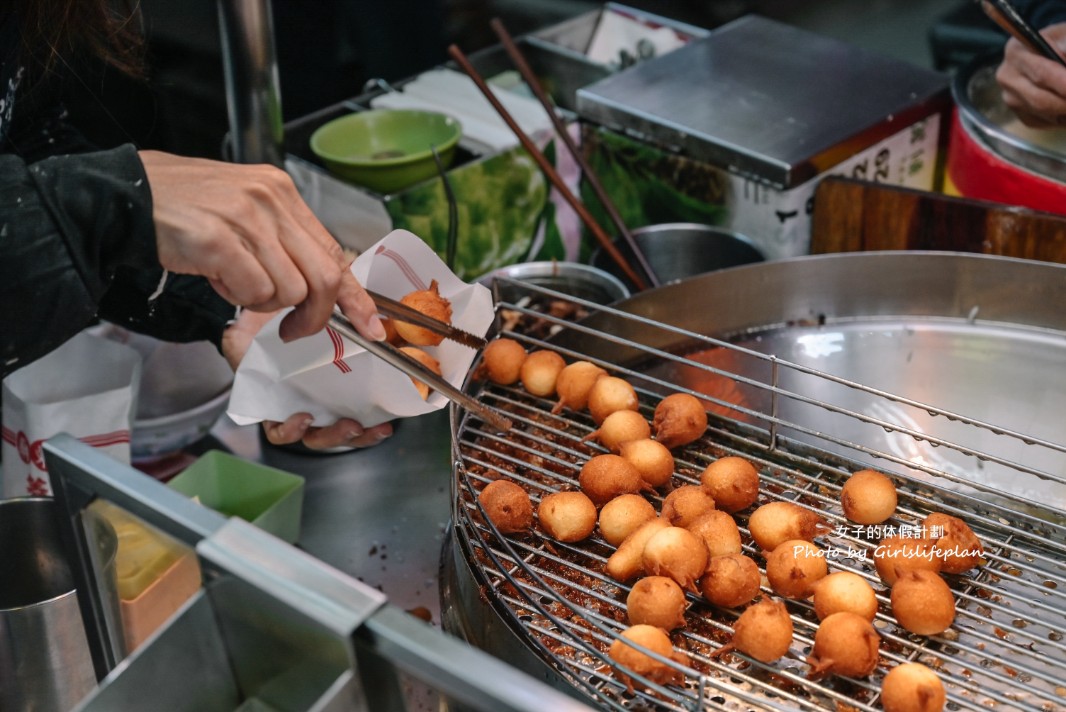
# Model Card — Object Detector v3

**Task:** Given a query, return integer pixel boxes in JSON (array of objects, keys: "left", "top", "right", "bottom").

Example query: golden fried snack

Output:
[
  {"left": 700, "top": 554, "right": 761, "bottom": 608},
  {"left": 626, "top": 576, "right": 688, "bottom": 630},
  {"left": 922, "top": 512, "right": 984, "bottom": 574},
  {"left": 587, "top": 376, "right": 640, "bottom": 425},
  {"left": 538, "top": 491, "right": 597, "bottom": 543},
  {"left": 652, "top": 393, "right": 707, "bottom": 449},
  {"left": 806, "top": 611, "right": 880, "bottom": 678},
  {"left": 700, "top": 456, "right": 760, "bottom": 513},
  {"left": 520, "top": 349, "right": 566, "bottom": 397},
  {"left": 599, "top": 494, "right": 657, "bottom": 547},
  {"left": 395, "top": 280, "right": 452, "bottom": 346},
  {"left": 748, "top": 501, "right": 827, "bottom": 552},
  {"left": 873, "top": 536, "right": 942, "bottom": 586},
  {"left": 552, "top": 360, "right": 607, "bottom": 414},
  {"left": 713, "top": 598, "right": 793, "bottom": 663},
  {"left": 661, "top": 484, "right": 716, "bottom": 529},
  {"left": 618, "top": 438, "right": 674, "bottom": 489},
  {"left": 579, "top": 454, "right": 644, "bottom": 506},
  {"left": 841, "top": 469, "right": 898, "bottom": 525},
  {"left": 881, "top": 662, "right": 946, "bottom": 712},
  {"left": 478, "top": 479, "right": 532, "bottom": 534},
  {"left": 478, "top": 337, "right": 526, "bottom": 385},
  {"left": 890, "top": 570, "right": 956, "bottom": 635},
  {"left": 812, "top": 571, "right": 878, "bottom": 622}
]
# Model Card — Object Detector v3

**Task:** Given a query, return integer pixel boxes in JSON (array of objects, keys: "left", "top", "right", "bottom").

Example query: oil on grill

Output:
[{"left": 449, "top": 279, "right": 1066, "bottom": 712}]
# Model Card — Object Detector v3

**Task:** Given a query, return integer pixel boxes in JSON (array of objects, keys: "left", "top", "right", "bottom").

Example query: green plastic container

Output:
[{"left": 168, "top": 451, "right": 305, "bottom": 544}]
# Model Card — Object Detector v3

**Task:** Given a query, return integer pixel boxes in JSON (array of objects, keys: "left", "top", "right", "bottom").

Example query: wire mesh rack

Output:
[{"left": 448, "top": 280, "right": 1066, "bottom": 712}]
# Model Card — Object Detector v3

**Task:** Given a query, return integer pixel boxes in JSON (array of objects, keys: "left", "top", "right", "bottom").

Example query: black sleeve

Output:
[
  {"left": 1009, "top": 0, "right": 1066, "bottom": 29},
  {"left": 0, "top": 145, "right": 233, "bottom": 380}
]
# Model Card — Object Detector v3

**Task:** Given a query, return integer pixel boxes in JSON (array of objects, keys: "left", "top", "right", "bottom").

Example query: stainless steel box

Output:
[{"left": 576, "top": 15, "right": 951, "bottom": 259}]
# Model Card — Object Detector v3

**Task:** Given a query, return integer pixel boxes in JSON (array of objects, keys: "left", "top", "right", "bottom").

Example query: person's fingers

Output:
[
  {"left": 335, "top": 271, "right": 388, "bottom": 342},
  {"left": 298, "top": 419, "right": 394, "bottom": 450},
  {"left": 263, "top": 414, "right": 314, "bottom": 445}
]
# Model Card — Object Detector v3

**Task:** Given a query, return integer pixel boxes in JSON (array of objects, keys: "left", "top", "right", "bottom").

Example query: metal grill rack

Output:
[{"left": 449, "top": 279, "right": 1066, "bottom": 712}]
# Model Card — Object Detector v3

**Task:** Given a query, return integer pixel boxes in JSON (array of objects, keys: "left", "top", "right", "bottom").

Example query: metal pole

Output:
[{"left": 217, "top": 0, "right": 285, "bottom": 165}]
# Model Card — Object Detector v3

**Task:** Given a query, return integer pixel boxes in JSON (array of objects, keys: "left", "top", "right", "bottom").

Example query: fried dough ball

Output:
[
  {"left": 652, "top": 393, "right": 707, "bottom": 449},
  {"left": 552, "top": 360, "right": 607, "bottom": 414},
  {"left": 765, "top": 539, "right": 828, "bottom": 599},
  {"left": 395, "top": 279, "right": 452, "bottom": 346},
  {"left": 608, "top": 625, "right": 683, "bottom": 688},
  {"left": 873, "top": 536, "right": 943, "bottom": 586},
  {"left": 398, "top": 347, "right": 442, "bottom": 400},
  {"left": 587, "top": 376, "right": 640, "bottom": 425},
  {"left": 606, "top": 518, "right": 669, "bottom": 582},
  {"left": 381, "top": 317, "right": 403, "bottom": 346},
  {"left": 478, "top": 480, "right": 532, "bottom": 534},
  {"left": 579, "top": 454, "right": 644, "bottom": 506},
  {"left": 642, "top": 526, "right": 709, "bottom": 592},
  {"left": 686, "top": 510, "right": 742, "bottom": 558},
  {"left": 841, "top": 469, "right": 898, "bottom": 525},
  {"left": 812, "top": 571, "right": 878, "bottom": 622},
  {"left": 599, "top": 494, "right": 657, "bottom": 547},
  {"left": 538, "top": 491, "right": 597, "bottom": 543},
  {"left": 890, "top": 570, "right": 956, "bottom": 635},
  {"left": 478, "top": 338, "right": 526, "bottom": 385},
  {"left": 700, "top": 456, "right": 760, "bottom": 513},
  {"left": 583, "top": 410, "right": 651, "bottom": 453},
  {"left": 618, "top": 439, "right": 674, "bottom": 489},
  {"left": 627, "top": 576, "right": 688, "bottom": 630},
  {"left": 806, "top": 611, "right": 881, "bottom": 678},
  {"left": 661, "top": 484, "right": 716, "bottom": 529},
  {"left": 881, "top": 662, "right": 946, "bottom": 712},
  {"left": 520, "top": 349, "right": 566, "bottom": 397},
  {"left": 700, "top": 554, "right": 761, "bottom": 608},
  {"left": 747, "top": 501, "right": 827, "bottom": 552},
  {"left": 922, "top": 512, "right": 984, "bottom": 574},
  {"left": 715, "top": 598, "right": 793, "bottom": 663}
]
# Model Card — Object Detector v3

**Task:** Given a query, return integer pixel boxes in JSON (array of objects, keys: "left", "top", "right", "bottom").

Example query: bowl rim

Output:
[{"left": 309, "top": 108, "right": 462, "bottom": 168}]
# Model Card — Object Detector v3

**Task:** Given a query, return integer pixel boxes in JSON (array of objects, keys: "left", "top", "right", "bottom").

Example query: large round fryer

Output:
[
  {"left": 586, "top": 250, "right": 1066, "bottom": 516},
  {"left": 444, "top": 251, "right": 1066, "bottom": 712}
]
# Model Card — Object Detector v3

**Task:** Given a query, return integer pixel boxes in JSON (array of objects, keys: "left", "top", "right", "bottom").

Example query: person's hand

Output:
[
  {"left": 996, "top": 22, "right": 1066, "bottom": 128},
  {"left": 138, "top": 150, "right": 386, "bottom": 343},
  {"left": 221, "top": 308, "right": 394, "bottom": 450}
]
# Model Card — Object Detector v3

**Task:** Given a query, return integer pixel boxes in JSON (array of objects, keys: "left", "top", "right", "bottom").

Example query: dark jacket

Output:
[
  {"left": 1011, "top": 0, "right": 1066, "bottom": 29},
  {"left": 1, "top": 16, "right": 234, "bottom": 381}
]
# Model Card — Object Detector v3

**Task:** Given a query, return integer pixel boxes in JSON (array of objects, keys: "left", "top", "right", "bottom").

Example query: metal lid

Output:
[{"left": 576, "top": 15, "right": 950, "bottom": 189}]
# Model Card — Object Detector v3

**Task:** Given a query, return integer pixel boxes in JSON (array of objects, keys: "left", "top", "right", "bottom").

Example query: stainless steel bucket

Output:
[{"left": 0, "top": 498, "right": 115, "bottom": 711}]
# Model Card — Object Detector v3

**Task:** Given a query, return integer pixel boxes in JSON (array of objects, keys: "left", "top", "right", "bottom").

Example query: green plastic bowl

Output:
[{"left": 309, "top": 109, "right": 462, "bottom": 194}]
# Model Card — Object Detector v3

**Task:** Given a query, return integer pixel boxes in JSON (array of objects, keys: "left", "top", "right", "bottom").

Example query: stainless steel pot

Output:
[{"left": 590, "top": 223, "right": 765, "bottom": 290}]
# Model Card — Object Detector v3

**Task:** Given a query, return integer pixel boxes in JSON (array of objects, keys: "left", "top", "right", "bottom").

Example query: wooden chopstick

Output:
[
  {"left": 446, "top": 43, "right": 652, "bottom": 292},
  {"left": 489, "top": 18, "right": 661, "bottom": 289}
]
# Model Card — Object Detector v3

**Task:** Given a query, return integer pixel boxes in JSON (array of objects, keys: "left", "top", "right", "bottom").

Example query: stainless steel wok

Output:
[{"left": 443, "top": 251, "right": 1066, "bottom": 712}]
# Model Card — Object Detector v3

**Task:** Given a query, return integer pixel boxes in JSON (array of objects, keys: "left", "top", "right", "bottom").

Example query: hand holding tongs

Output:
[
  {"left": 328, "top": 295, "right": 513, "bottom": 432},
  {"left": 979, "top": 0, "right": 1066, "bottom": 69}
]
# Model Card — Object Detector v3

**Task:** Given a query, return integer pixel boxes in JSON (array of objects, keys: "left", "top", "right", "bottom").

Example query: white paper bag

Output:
[
  {"left": 2, "top": 331, "right": 141, "bottom": 497},
  {"left": 227, "top": 229, "right": 494, "bottom": 428}
]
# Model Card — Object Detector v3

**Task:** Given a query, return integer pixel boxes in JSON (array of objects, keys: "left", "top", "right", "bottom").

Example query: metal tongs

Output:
[
  {"left": 328, "top": 297, "right": 513, "bottom": 432},
  {"left": 978, "top": 0, "right": 1066, "bottom": 69}
]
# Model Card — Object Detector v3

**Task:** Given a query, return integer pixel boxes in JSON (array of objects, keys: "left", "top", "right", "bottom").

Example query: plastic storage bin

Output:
[{"left": 167, "top": 451, "right": 305, "bottom": 544}]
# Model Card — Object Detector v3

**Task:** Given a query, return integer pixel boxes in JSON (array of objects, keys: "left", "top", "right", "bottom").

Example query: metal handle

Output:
[{"left": 329, "top": 311, "right": 512, "bottom": 432}]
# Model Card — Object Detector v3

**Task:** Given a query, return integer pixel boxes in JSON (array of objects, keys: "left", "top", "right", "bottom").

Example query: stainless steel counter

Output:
[{"left": 213, "top": 409, "right": 452, "bottom": 620}]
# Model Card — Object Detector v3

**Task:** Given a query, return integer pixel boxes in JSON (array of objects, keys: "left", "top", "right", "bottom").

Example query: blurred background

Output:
[{"left": 63, "top": 0, "right": 1003, "bottom": 159}]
